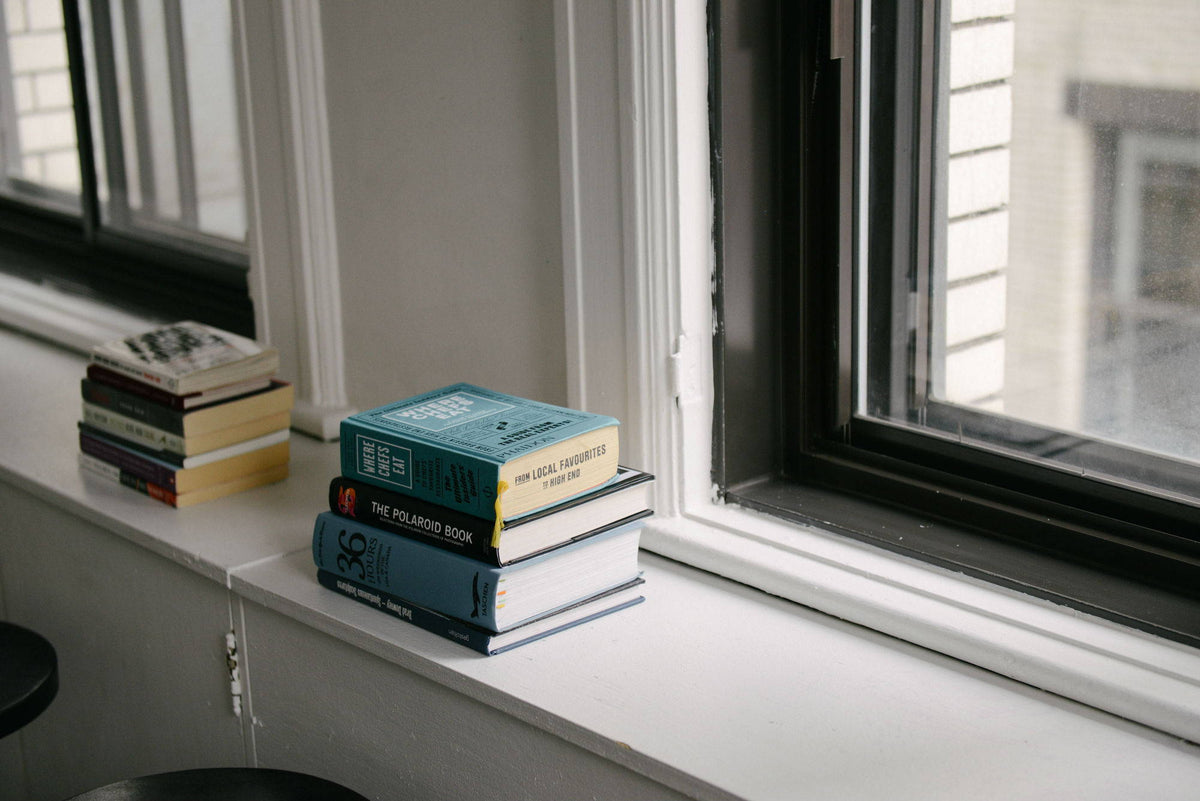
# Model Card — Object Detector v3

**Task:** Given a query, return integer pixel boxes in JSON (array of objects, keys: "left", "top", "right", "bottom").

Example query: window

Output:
[
  {"left": 0, "top": 0, "right": 252, "bottom": 335},
  {"left": 713, "top": 0, "right": 1200, "bottom": 647}
]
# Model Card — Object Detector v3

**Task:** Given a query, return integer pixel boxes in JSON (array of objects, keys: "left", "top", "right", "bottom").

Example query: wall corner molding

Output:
[
  {"left": 554, "top": 0, "right": 683, "bottom": 494},
  {"left": 235, "top": 0, "right": 353, "bottom": 441}
]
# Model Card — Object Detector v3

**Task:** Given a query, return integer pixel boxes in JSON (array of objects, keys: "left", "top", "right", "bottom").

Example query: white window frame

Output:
[
  {"left": 4, "top": 0, "right": 1197, "bottom": 743},
  {"left": 555, "top": 0, "right": 1200, "bottom": 743}
]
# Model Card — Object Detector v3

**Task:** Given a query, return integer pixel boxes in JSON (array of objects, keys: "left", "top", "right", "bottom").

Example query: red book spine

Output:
[{"left": 86, "top": 364, "right": 186, "bottom": 410}]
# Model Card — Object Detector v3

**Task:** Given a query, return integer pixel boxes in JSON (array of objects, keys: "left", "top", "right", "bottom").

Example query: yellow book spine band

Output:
[{"left": 491, "top": 480, "right": 509, "bottom": 548}]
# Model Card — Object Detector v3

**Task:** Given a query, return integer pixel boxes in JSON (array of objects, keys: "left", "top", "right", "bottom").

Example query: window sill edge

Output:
[
  {"left": 0, "top": 272, "right": 161, "bottom": 354},
  {"left": 641, "top": 505, "right": 1200, "bottom": 745}
]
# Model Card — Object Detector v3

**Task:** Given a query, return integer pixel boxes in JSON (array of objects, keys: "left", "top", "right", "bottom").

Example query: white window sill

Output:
[
  {"left": 0, "top": 272, "right": 163, "bottom": 356},
  {"left": 2, "top": 326, "right": 1200, "bottom": 800},
  {"left": 644, "top": 505, "right": 1200, "bottom": 746},
  {"left": 0, "top": 274, "right": 352, "bottom": 442}
]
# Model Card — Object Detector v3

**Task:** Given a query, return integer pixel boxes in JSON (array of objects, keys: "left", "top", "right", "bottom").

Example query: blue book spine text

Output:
[
  {"left": 316, "top": 570, "right": 497, "bottom": 654},
  {"left": 312, "top": 511, "right": 506, "bottom": 629}
]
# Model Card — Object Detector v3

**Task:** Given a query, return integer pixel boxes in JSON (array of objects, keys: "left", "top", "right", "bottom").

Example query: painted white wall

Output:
[{"left": 318, "top": 1, "right": 568, "bottom": 411}]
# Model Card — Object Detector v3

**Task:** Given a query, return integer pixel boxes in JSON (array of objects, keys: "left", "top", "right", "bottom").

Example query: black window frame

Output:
[
  {"left": 0, "top": 0, "right": 253, "bottom": 337},
  {"left": 711, "top": 0, "right": 1200, "bottom": 649}
]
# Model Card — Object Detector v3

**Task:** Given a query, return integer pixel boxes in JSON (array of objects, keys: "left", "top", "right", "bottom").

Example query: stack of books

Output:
[
  {"left": 313, "top": 383, "right": 653, "bottom": 655},
  {"left": 77, "top": 321, "right": 293, "bottom": 507}
]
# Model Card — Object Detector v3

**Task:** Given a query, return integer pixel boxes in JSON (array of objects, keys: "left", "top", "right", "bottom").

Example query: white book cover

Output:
[{"left": 90, "top": 321, "right": 278, "bottom": 394}]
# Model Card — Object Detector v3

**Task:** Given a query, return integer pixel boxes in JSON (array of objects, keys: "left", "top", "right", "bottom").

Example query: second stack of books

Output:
[
  {"left": 77, "top": 321, "right": 293, "bottom": 507},
  {"left": 313, "top": 383, "right": 652, "bottom": 655}
]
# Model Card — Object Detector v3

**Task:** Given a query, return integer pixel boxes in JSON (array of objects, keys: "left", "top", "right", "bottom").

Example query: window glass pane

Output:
[
  {"left": 83, "top": 0, "right": 245, "bottom": 249},
  {"left": 0, "top": 0, "right": 82, "bottom": 209},
  {"left": 867, "top": 0, "right": 1200, "bottom": 498}
]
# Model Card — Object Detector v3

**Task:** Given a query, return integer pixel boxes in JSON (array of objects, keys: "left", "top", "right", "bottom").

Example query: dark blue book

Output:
[
  {"left": 317, "top": 571, "right": 644, "bottom": 655},
  {"left": 311, "top": 511, "right": 643, "bottom": 632}
]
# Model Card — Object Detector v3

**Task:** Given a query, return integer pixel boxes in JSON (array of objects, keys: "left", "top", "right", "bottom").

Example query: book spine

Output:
[
  {"left": 88, "top": 365, "right": 189, "bottom": 409},
  {"left": 82, "top": 403, "right": 184, "bottom": 453},
  {"left": 90, "top": 351, "right": 178, "bottom": 393},
  {"left": 79, "top": 431, "right": 178, "bottom": 488},
  {"left": 328, "top": 476, "right": 499, "bottom": 564},
  {"left": 315, "top": 570, "right": 494, "bottom": 654},
  {"left": 79, "top": 453, "right": 179, "bottom": 506},
  {"left": 311, "top": 511, "right": 503, "bottom": 630},
  {"left": 82, "top": 378, "right": 185, "bottom": 434},
  {"left": 80, "top": 422, "right": 187, "bottom": 466},
  {"left": 339, "top": 421, "right": 500, "bottom": 519}
]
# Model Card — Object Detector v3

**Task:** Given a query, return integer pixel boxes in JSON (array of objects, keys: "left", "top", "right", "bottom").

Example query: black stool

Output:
[
  {"left": 0, "top": 620, "right": 58, "bottom": 738},
  {"left": 65, "top": 768, "right": 370, "bottom": 801}
]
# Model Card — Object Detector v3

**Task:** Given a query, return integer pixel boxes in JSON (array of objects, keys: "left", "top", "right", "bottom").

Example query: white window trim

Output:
[
  {"left": 0, "top": 271, "right": 165, "bottom": 353},
  {"left": 234, "top": 0, "right": 354, "bottom": 440},
  {"left": 556, "top": 0, "right": 1200, "bottom": 744},
  {"left": 5, "top": 0, "right": 1197, "bottom": 745}
]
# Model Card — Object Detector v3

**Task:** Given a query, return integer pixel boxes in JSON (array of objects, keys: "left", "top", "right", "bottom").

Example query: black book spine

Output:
[
  {"left": 79, "top": 430, "right": 178, "bottom": 488},
  {"left": 328, "top": 476, "right": 500, "bottom": 565},
  {"left": 87, "top": 364, "right": 187, "bottom": 410},
  {"left": 77, "top": 423, "right": 187, "bottom": 466},
  {"left": 81, "top": 378, "right": 185, "bottom": 434}
]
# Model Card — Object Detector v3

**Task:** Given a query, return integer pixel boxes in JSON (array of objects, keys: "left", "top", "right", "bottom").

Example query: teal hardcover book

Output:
[{"left": 339, "top": 384, "right": 620, "bottom": 540}]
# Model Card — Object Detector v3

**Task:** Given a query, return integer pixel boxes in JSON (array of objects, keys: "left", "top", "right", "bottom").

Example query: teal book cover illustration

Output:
[{"left": 339, "top": 383, "right": 620, "bottom": 526}]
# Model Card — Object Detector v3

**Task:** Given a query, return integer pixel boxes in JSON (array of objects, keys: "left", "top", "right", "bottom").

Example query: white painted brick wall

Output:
[
  {"left": 4, "top": 0, "right": 26, "bottom": 33},
  {"left": 40, "top": 148, "right": 77, "bottom": 186},
  {"left": 32, "top": 70, "right": 71, "bottom": 109},
  {"left": 945, "top": 338, "right": 1006, "bottom": 402},
  {"left": 946, "top": 275, "right": 1007, "bottom": 347},
  {"left": 7, "top": 30, "right": 66, "bottom": 72},
  {"left": 947, "top": 148, "right": 1011, "bottom": 220},
  {"left": 13, "top": 73, "right": 33, "bottom": 112},
  {"left": 3, "top": 0, "right": 243, "bottom": 235},
  {"left": 24, "top": 0, "right": 59, "bottom": 31},
  {"left": 17, "top": 108, "right": 74, "bottom": 152},
  {"left": 940, "top": 10, "right": 1015, "bottom": 409},
  {"left": 952, "top": 0, "right": 1016, "bottom": 24},
  {"left": 948, "top": 85, "right": 1012, "bottom": 155},
  {"left": 20, "top": 154, "right": 40, "bottom": 181},
  {"left": 947, "top": 211, "right": 1009, "bottom": 282},
  {"left": 3, "top": 0, "right": 78, "bottom": 192},
  {"left": 949, "top": 21, "right": 1014, "bottom": 90}
]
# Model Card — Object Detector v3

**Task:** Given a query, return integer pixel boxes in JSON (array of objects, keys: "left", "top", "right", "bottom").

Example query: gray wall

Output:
[{"left": 320, "top": 1, "right": 568, "bottom": 410}]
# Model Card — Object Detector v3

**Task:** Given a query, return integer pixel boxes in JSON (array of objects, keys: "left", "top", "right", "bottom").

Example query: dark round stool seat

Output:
[
  {"left": 65, "top": 768, "right": 369, "bottom": 801},
  {"left": 0, "top": 621, "right": 58, "bottom": 738}
]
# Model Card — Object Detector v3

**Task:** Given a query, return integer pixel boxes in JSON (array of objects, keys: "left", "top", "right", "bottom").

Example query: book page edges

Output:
[{"left": 494, "top": 426, "right": 620, "bottom": 536}]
